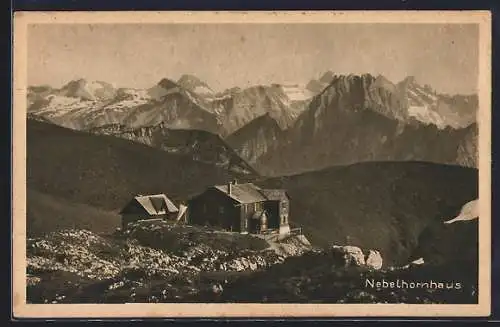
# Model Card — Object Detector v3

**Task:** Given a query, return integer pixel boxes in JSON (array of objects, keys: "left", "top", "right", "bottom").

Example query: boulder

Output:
[
  {"left": 365, "top": 250, "right": 383, "bottom": 270},
  {"left": 331, "top": 245, "right": 366, "bottom": 267}
]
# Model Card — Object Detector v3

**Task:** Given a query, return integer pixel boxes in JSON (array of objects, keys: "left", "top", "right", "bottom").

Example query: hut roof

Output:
[
  {"left": 212, "top": 183, "right": 288, "bottom": 204},
  {"left": 213, "top": 183, "right": 267, "bottom": 204},
  {"left": 259, "top": 189, "right": 289, "bottom": 201},
  {"left": 122, "top": 194, "right": 178, "bottom": 215}
]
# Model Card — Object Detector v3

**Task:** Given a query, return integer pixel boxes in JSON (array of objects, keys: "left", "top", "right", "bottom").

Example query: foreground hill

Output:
[
  {"left": 27, "top": 119, "right": 251, "bottom": 214},
  {"left": 257, "top": 161, "right": 478, "bottom": 266}
]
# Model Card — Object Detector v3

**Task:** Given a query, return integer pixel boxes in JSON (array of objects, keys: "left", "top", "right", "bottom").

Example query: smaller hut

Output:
[{"left": 120, "top": 194, "right": 179, "bottom": 229}]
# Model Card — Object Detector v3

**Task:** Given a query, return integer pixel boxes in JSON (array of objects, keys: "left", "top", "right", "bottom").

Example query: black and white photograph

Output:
[{"left": 12, "top": 11, "right": 491, "bottom": 318}]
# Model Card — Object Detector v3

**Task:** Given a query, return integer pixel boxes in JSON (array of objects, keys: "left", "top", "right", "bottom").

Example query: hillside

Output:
[
  {"left": 225, "top": 113, "right": 284, "bottom": 165},
  {"left": 27, "top": 119, "right": 249, "bottom": 214},
  {"left": 27, "top": 188, "right": 121, "bottom": 237},
  {"left": 411, "top": 219, "right": 478, "bottom": 267},
  {"left": 257, "top": 161, "right": 478, "bottom": 266}
]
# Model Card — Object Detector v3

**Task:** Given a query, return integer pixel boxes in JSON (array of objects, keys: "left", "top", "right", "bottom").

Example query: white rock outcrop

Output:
[
  {"left": 331, "top": 245, "right": 384, "bottom": 270},
  {"left": 331, "top": 245, "right": 366, "bottom": 267},
  {"left": 365, "top": 249, "right": 383, "bottom": 270}
]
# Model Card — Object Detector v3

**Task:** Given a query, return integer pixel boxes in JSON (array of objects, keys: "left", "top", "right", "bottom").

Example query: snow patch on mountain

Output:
[
  {"left": 193, "top": 85, "right": 215, "bottom": 96},
  {"left": 279, "top": 84, "right": 315, "bottom": 101},
  {"left": 407, "top": 105, "right": 446, "bottom": 129},
  {"left": 59, "top": 79, "right": 117, "bottom": 101},
  {"left": 36, "top": 95, "right": 99, "bottom": 118},
  {"left": 177, "top": 74, "right": 215, "bottom": 98}
]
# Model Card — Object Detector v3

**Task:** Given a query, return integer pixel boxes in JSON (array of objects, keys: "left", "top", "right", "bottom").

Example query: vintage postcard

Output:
[{"left": 12, "top": 11, "right": 492, "bottom": 318}]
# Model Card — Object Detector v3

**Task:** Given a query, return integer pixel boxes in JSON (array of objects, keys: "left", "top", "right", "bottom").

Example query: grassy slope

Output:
[
  {"left": 258, "top": 161, "right": 478, "bottom": 265},
  {"left": 27, "top": 188, "right": 121, "bottom": 237},
  {"left": 27, "top": 120, "right": 239, "bottom": 211},
  {"left": 27, "top": 120, "right": 243, "bottom": 236}
]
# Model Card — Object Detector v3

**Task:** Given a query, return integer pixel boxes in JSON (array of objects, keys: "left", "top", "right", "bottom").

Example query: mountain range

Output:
[
  {"left": 27, "top": 74, "right": 314, "bottom": 136},
  {"left": 228, "top": 74, "right": 478, "bottom": 176},
  {"left": 27, "top": 71, "right": 478, "bottom": 176}
]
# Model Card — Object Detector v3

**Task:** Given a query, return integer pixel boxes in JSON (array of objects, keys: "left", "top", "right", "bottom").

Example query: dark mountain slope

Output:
[
  {"left": 211, "top": 84, "right": 306, "bottom": 135},
  {"left": 411, "top": 219, "right": 478, "bottom": 267},
  {"left": 87, "top": 122, "right": 257, "bottom": 176},
  {"left": 225, "top": 113, "right": 284, "bottom": 165},
  {"left": 258, "top": 161, "right": 478, "bottom": 266},
  {"left": 27, "top": 120, "right": 245, "bottom": 212}
]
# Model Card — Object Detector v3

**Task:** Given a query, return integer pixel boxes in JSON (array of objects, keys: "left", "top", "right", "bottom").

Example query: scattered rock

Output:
[
  {"left": 331, "top": 245, "right": 366, "bottom": 267},
  {"left": 365, "top": 250, "right": 383, "bottom": 270},
  {"left": 27, "top": 225, "right": 308, "bottom": 303}
]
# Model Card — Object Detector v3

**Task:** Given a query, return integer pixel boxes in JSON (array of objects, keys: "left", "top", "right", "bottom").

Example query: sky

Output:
[{"left": 27, "top": 23, "right": 479, "bottom": 95}]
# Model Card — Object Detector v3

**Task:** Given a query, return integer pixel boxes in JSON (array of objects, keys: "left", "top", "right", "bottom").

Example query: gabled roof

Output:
[
  {"left": 212, "top": 183, "right": 288, "bottom": 204},
  {"left": 123, "top": 194, "right": 178, "bottom": 215},
  {"left": 259, "top": 189, "right": 289, "bottom": 201},
  {"left": 213, "top": 183, "right": 267, "bottom": 204}
]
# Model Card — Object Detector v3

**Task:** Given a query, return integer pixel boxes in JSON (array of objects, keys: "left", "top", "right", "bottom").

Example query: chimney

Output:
[{"left": 228, "top": 182, "right": 232, "bottom": 195}]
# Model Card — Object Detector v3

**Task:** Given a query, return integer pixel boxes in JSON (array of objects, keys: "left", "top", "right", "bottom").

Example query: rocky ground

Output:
[
  {"left": 26, "top": 220, "right": 477, "bottom": 304},
  {"left": 216, "top": 248, "right": 478, "bottom": 304},
  {"left": 26, "top": 221, "right": 310, "bottom": 303}
]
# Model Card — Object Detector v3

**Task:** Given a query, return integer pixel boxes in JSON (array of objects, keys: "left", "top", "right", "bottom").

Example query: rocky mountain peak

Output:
[
  {"left": 398, "top": 76, "right": 419, "bottom": 89},
  {"left": 157, "top": 78, "right": 179, "bottom": 90},
  {"left": 177, "top": 74, "right": 205, "bottom": 87},
  {"left": 319, "top": 71, "right": 335, "bottom": 83},
  {"left": 58, "top": 78, "right": 117, "bottom": 101},
  {"left": 177, "top": 74, "right": 214, "bottom": 97}
]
